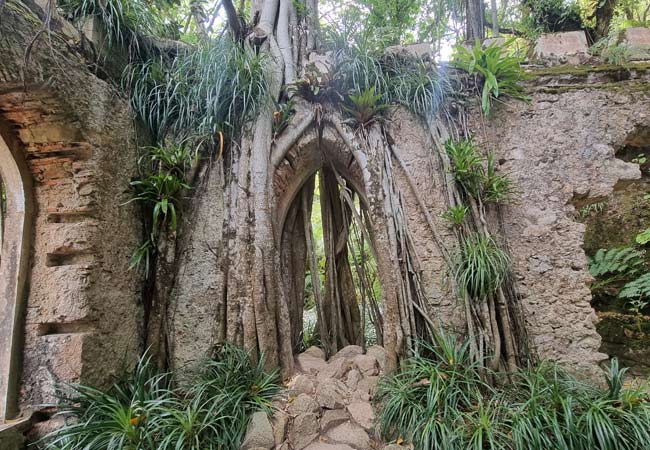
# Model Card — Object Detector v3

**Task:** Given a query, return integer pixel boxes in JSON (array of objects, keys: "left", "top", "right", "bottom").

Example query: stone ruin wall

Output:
[
  {"left": 476, "top": 64, "right": 650, "bottom": 377},
  {"left": 0, "top": 0, "right": 142, "bottom": 416},
  {"left": 2, "top": 0, "right": 650, "bottom": 422}
]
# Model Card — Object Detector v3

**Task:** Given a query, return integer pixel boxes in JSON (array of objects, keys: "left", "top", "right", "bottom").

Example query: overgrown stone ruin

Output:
[{"left": 2, "top": 0, "right": 650, "bottom": 448}]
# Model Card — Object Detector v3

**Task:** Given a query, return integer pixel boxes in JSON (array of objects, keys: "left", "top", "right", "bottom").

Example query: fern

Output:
[
  {"left": 619, "top": 273, "right": 650, "bottom": 301},
  {"left": 588, "top": 247, "right": 644, "bottom": 278}
]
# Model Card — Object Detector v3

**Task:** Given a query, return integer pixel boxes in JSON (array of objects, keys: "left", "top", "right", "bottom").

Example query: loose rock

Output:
[{"left": 241, "top": 411, "right": 274, "bottom": 450}]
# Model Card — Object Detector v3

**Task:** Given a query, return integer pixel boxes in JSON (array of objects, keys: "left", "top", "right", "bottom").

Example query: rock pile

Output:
[{"left": 241, "top": 345, "right": 394, "bottom": 450}]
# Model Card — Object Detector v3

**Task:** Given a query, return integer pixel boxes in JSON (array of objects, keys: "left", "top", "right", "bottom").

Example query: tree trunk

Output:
[
  {"left": 465, "top": 0, "right": 485, "bottom": 41},
  {"left": 593, "top": 0, "right": 618, "bottom": 41}
]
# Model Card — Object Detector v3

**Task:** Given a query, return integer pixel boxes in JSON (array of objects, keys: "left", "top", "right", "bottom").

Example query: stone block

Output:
[
  {"left": 533, "top": 31, "right": 588, "bottom": 64},
  {"left": 620, "top": 27, "right": 650, "bottom": 61}
]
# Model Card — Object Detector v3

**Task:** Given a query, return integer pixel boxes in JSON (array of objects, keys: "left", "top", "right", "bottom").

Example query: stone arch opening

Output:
[
  {"left": 275, "top": 128, "right": 384, "bottom": 358},
  {"left": 0, "top": 124, "right": 32, "bottom": 421},
  {"left": 579, "top": 124, "right": 650, "bottom": 377}
]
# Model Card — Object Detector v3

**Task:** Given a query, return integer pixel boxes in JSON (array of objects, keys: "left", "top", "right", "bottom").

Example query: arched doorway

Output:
[
  {"left": 275, "top": 127, "right": 385, "bottom": 359},
  {"left": 0, "top": 127, "right": 32, "bottom": 421},
  {"left": 281, "top": 166, "right": 383, "bottom": 357}
]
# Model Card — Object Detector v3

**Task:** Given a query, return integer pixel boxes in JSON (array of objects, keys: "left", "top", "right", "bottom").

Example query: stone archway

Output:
[
  {"left": 0, "top": 124, "right": 32, "bottom": 422},
  {"left": 275, "top": 126, "right": 381, "bottom": 357}
]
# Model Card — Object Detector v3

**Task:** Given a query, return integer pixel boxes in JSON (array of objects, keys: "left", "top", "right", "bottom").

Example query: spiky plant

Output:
[
  {"left": 125, "top": 39, "right": 269, "bottom": 144},
  {"left": 41, "top": 353, "right": 174, "bottom": 450},
  {"left": 343, "top": 87, "right": 389, "bottom": 128},
  {"left": 454, "top": 233, "right": 511, "bottom": 299}
]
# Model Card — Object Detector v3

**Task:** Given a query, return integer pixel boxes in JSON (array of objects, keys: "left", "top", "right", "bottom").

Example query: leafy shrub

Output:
[
  {"left": 41, "top": 345, "right": 281, "bottom": 450},
  {"left": 454, "top": 233, "right": 511, "bottom": 299},
  {"left": 376, "top": 334, "right": 650, "bottom": 450},
  {"left": 453, "top": 40, "right": 529, "bottom": 116}
]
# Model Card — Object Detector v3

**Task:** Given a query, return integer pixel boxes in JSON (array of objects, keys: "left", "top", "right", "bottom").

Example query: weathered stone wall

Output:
[
  {"left": 0, "top": 0, "right": 142, "bottom": 415},
  {"left": 475, "top": 63, "right": 650, "bottom": 377}
]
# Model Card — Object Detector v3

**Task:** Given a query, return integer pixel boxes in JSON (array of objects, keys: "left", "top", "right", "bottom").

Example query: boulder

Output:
[
  {"left": 304, "top": 442, "right": 356, "bottom": 450},
  {"left": 288, "top": 393, "right": 320, "bottom": 416},
  {"left": 317, "top": 357, "right": 353, "bottom": 381},
  {"left": 296, "top": 353, "right": 328, "bottom": 375},
  {"left": 365, "top": 346, "right": 387, "bottom": 371},
  {"left": 352, "top": 354, "right": 379, "bottom": 376},
  {"left": 241, "top": 411, "right": 275, "bottom": 450},
  {"left": 385, "top": 43, "right": 432, "bottom": 59},
  {"left": 305, "top": 443, "right": 357, "bottom": 450},
  {"left": 289, "top": 413, "right": 320, "bottom": 450},
  {"left": 357, "top": 376, "right": 379, "bottom": 396},
  {"left": 347, "top": 401, "right": 375, "bottom": 431},
  {"left": 289, "top": 374, "right": 317, "bottom": 396},
  {"left": 303, "top": 346, "right": 326, "bottom": 359},
  {"left": 325, "top": 422, "right": 371, "bottom": 450},
  {"left": 316, "top": 379, "right": 348, "bottom": 409},
  {"left": 345, "top": 369, "right": 362, "bottom": 390},
  {"left": 331, "top": 345, "right": 363, "bottom": 360},
  {"left": 320, "top": 409, "right": 350, "bottom": 432},
  {"left": 271, "top": 410, "right": 289, "bottom": 446}
]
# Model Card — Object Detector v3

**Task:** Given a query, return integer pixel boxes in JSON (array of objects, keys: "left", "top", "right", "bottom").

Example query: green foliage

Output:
[
  {"left": 376, "top": 334, "right": 650, "bottom": 450},
  {"left": 445, "top": 138, "right": 517, "bottom": 204},
  {"left": 442, "top": 204, "right": 468, "bottom": 226},
  {"left": 588, "top": 247, "right": 644, "bottom": 278},
  {"left": 591, "top": 39, "right": 632, "bottom": 65},
  {"left": 521, "top": 0, "right": 583, "bottom": 34},
  {"left": 453, "top": 39, "right": 529, "bottom": 116},
  {"left": 579, "top": 201, "right": 607, "bottom": 218},
  {"left": 41, "top": 345, "right": 281, "bottom": 450},
  {"left": 319, "top": 29, "right": 450, "bottom": 118},
  {"left": 619, "top": 273, "right": 650, "bottom": 302},
  {"left": 454, "top": 233, "right": 511, "bottom": 299},
  {"left": 636, "top": 228, "right": 650, "bottom": 245},
  {"left": 273, "top": 98, "right": 296, "bottom": 137},
  {"left": 125, "top": 144, "right": 192, "bottom": 271},
  {"left": 343, "top": 87, "right": 388, "bottom": 128}
]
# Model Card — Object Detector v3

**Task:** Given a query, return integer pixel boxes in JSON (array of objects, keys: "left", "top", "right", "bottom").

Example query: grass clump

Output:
[
  {"left": 126, "top": 40, "right": 269, "bottom": 143},
  {"left": 454, "top": 233, "right": 511, "bottom": 299},
  {"left": 58, "top": 0, "right": 169, "bottom": 56},
  {"left": 376, "top": 334, "right": 650, "bottom": 450},
  {"left": 40, "top": 344, "right": 281, "bottom": 450}
]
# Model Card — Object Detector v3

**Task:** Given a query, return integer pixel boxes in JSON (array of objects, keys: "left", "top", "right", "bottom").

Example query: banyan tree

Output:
[{"left": 120, "top": 0, "right": 530, "bottom": 377}]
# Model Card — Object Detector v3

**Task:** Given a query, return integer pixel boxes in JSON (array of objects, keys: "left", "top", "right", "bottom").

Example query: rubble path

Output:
[{"left": 240, "top": 345, "right": 404, "bottom": 450}]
